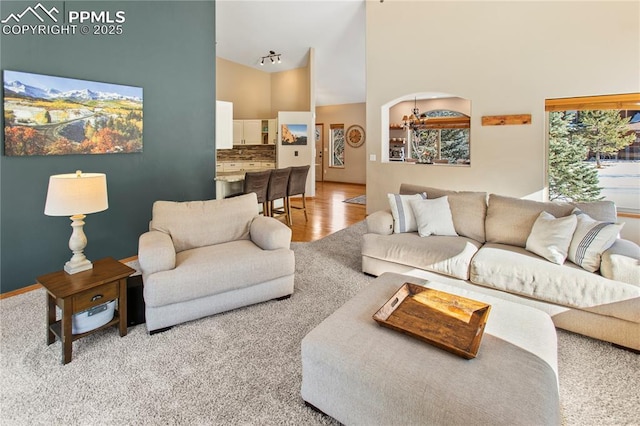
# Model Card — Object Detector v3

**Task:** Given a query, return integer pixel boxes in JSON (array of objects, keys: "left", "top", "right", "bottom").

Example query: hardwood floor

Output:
[{"left": 288, "top": 181, "right": 366, "bottom": 242}]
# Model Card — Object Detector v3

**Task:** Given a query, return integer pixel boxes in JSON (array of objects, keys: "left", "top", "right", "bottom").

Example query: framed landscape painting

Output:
[{"left": 3, "top": 70, "right": 143, "bottom": 156}]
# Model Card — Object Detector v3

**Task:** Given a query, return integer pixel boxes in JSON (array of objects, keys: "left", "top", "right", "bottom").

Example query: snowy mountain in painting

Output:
[
  {"left": 4, "top": 80, "right": 141, "bottom": 102},
  {"left": 4, "top": 80, "right": 60, "bottom": 99}
]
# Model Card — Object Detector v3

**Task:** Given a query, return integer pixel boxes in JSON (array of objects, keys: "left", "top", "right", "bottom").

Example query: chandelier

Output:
[{"left": 402, "top": 98, "right": 427, "bottom": 129}]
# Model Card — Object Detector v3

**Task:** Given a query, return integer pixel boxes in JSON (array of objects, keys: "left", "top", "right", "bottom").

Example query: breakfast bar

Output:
[{"left": 215, "top": 160, "right": 275, "bottom": 200}]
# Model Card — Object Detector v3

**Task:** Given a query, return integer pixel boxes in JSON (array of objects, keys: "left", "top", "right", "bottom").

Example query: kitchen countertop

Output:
[
  {"left": 215, "top": 173, "right": 245, "bottom": 182},
  {"left": 215, "top": 168, "right": 273, "bottom": 182}
]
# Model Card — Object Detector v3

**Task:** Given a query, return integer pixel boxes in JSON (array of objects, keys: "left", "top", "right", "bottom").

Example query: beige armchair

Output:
[{"left": 138, "top": 193, "right": 295, "bottom": 333}]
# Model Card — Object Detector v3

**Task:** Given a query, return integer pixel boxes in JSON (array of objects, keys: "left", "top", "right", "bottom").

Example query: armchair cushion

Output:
[
  {"left": 150, "top": 193, "right": 258, "bottom": 253},
  {"left": 144, "top": 240, "right": 295, "bottom": 307},
  {"left": 138, "top": 230, "right": 176, "bottom": 277},
  {"left": 250, "top": 215, "right": 292, "bottom": 250}
]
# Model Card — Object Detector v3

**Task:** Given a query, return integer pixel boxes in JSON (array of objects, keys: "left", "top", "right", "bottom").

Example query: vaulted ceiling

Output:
[{"left": 215, "top": 0, "right": 366, "bottom": 106}]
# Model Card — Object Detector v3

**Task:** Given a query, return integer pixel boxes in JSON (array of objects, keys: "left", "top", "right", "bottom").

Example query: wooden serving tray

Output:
[{"left": 373, "top": 283, "right": 491, "bottom": 359}]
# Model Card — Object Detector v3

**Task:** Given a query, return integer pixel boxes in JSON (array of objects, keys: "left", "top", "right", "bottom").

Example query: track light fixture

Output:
[{"left": 260, "top": 50, "right": 281, "bottom": 66}]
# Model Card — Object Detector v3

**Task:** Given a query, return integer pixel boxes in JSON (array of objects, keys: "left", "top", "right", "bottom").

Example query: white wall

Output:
[
  {"left": 277, "top": 111, "right": 316, "bottom": 196},
  {"left": 365, "top": 1, "right": 640, "bottom": 227}
]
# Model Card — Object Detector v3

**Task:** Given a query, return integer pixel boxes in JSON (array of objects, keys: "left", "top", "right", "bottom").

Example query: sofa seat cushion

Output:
[
  {"left": 144, "top": 240, "right": 295, "bottom": 307},
  {"left": 470, "top": 243, "right": 640, "bottom": 323},
  {"left": 362, "top": 233, "right": 482, "bottom": 280}
]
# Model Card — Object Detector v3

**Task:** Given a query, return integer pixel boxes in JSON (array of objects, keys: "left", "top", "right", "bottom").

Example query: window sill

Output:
[
  {"left": 384, "top": 160, "right": 470, "bottom": 167},
  {"left": 617, "top": 210, "right": 640, "bottom": 219}
]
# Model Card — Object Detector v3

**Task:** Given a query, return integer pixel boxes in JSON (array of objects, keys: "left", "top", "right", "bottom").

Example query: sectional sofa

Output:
[{"left": 362, "top": 184, "right": 640, "bottom": 350}]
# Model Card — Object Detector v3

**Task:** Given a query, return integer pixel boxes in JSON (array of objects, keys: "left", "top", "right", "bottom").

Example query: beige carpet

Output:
[{"left": 1, "top": 221, "right": 638, "bottom": 425}]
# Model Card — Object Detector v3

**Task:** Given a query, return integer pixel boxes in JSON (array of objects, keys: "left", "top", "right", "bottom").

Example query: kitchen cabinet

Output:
[
  {"left": 223, "top": 162, "right": 243, "bottom": 172},
  {"left": 216, "top": 101, "right": 233, "bottom": 150},
  {"left": 233, "top": 119, "right": 262, "bottom": 145},
  {"left": 265, "top": 119, "right": 277, "bottom": 144},
  {"left": 217, "top": 162, "right": 276, "bottom": 173}
]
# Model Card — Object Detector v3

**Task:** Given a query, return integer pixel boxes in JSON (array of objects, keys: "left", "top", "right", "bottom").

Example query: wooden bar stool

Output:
[
  {"left": 286, "top": 165, "right": 310, "bottom": 226},
  {"left": 267, "top": 167, "right": 291, "bottom": 224}
]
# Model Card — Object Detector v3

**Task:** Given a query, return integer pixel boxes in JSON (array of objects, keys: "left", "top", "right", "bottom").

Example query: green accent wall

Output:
[{"left": 0, "top": 1, "right": 216, "bottom": 293}]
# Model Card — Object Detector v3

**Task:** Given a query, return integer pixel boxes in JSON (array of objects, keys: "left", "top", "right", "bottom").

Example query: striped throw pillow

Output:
[
  {"left": 387, "top": 192, "right": 427, "bottom": 233},
  {"left": 568, "top": 210, "right": 623, "bottom": 272}
]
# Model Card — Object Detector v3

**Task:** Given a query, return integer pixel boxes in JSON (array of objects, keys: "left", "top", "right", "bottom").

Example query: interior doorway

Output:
[{"left": 315, "top": 123, "right": 324, "bottom": 181}]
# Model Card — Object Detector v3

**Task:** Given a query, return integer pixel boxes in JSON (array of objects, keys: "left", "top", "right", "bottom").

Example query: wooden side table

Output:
[{"left": 37, "top": 257, "right": 135, "bottom": 364}]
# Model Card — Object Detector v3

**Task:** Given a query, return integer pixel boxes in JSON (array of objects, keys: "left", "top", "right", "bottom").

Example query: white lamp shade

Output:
[{"left": 44, "top": 171, "right": 109, "bottom": 216}]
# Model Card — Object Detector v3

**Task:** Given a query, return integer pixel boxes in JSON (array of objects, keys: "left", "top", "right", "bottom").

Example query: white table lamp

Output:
[{"left": 44, "top": 170, "right": 109, "bottom": 274}]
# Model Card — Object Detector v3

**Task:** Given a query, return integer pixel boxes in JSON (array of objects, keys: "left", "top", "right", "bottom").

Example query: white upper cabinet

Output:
[
  {"left": 233, "top": 119, "right": 262, "bottom": 145},
  {"left": 267, "top": 119, "right": 277, "bottom": 144},
  {"left": 216, "top": 101, "right": 233, "bottom": 150}
]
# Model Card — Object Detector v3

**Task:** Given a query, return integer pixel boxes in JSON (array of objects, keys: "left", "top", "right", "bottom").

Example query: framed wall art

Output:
[
  {"left": 281, "top": 123, "right": 308, "bottom": 146},
  {"left": 3, "top": 70, "right": 143, "bottom": 156}
]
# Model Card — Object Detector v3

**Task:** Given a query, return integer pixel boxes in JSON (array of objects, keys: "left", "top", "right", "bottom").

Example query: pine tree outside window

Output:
[
  {"left": 408, "top": 110, "right": 470, "bottom": 164},
  {"left": 546, "top": 94, "right": 640, "bottom": 214},
  {"left": 330, "top": 124, "right": 344, "bottom": 168}
]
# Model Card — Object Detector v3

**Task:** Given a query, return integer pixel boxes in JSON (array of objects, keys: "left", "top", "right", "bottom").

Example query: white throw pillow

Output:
[
  {"left": 387, "top": 193, "right": 427, "bottom": 233},
  {"left": 568, "top": 210, "right": 624, "bottom": 272},
  {"left": 525, "top": 211, "right": 577, "bottom": 265},
  {"left": 409, "top": 196, "right": 458, "bottom": 237}
]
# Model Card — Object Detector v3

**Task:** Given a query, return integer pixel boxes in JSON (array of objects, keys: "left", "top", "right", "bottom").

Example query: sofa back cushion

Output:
[
  {"left": 150, "top": 193, "right": 258, "bottom": 252},
  {"left": 571, "top": 200, "right": 617, "bottom": 222},
  {"left": 486, "top": 195, "right": 575, "bottom": 248},
  {"left": 400, "top": 184, "right": 488, "bottom": 242}
]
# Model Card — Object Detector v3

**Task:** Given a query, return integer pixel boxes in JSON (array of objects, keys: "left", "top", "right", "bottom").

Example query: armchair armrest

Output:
[
  {"left": 601, "top": 239, "right": 640, "bottom": 286},
  {"left": 138, "top": 230, "right": 176, "bottom": 277},
  {"left": 366, "top": 210, "right": 394, "bottom": 235},
  {"left": 250, "top": 215, "right": 292, "bottom": 250}
]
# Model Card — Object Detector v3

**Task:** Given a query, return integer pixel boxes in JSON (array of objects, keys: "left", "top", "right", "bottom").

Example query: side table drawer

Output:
[{"left": 74, "top": 282, "right": 118, "bottom": 312}]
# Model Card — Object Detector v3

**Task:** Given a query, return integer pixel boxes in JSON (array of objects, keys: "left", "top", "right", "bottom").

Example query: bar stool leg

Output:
[
  {"left": 286, "top": 197, "right": 292, "bottom": 226},
  {"left": 302, "top": 194, "right": 308, "bottom": 222}
]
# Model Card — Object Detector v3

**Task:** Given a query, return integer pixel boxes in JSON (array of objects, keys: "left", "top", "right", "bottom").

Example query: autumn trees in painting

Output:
[{"left": 3, "top": 71, "right": 142, "bottom": 156}]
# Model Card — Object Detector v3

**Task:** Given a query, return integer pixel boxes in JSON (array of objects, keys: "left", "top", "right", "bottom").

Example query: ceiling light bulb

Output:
[
  {"left": 277, "top": 55, "right": 281, "bottom": 63},
  {"left": 260, "top": 58, "right": 264, "bottom": 66},
  {"left": 270, "top": 57, "right": 275, "bottom": 64}
]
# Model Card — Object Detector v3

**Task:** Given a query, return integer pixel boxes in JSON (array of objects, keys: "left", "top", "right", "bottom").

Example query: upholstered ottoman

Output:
[{"left": 301, "top": 272, "right": 560, "bottom": 425}]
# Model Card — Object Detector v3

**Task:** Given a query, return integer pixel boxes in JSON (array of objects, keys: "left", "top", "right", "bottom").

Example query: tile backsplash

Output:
[{"left": 216, "top": 145, "right": 276, "bottom": 162}]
